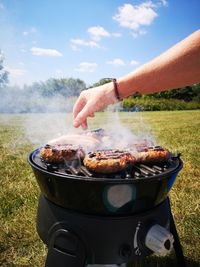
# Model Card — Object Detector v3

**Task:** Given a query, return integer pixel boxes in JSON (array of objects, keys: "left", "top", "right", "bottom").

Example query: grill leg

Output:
[{"left": 169, "top": 201, "right": 187, "bottom": 267}]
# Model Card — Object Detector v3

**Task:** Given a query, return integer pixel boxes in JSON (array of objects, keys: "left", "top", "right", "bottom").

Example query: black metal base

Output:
[
  {"left": 169, "top": 201, "right": 187, "bottom": 267},
  {"left": 36, "top": 195, "right": 186, "bottom": 267}
]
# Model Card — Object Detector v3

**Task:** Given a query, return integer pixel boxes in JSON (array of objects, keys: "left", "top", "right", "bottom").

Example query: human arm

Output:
[
  {"left": 73, "top": 30, "right": 200, "bottom": 128},
  {"left": 117, "top": 29, "right": 200, "bottom": 98}
]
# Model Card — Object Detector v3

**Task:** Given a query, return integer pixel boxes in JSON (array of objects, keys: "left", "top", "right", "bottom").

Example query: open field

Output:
[{"left": 0, "top": 110, "right": 200, "bottom": 267}]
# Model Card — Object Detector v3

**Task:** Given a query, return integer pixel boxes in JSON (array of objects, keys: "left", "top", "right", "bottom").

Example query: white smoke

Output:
[
  {"left": 98, "top": 110, "right": 156, "bottom": 150},
  {"left": 24, "top": 106, "right": 157, "bottom": 150},
  {"left": 23, "top": 112, "right": 77, "bottom": 146}
]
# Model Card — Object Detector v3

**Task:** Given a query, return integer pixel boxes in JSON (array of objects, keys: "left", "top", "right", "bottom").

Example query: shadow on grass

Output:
[{"left": 129, "top": 255, "right": 200, "bottom": 267}]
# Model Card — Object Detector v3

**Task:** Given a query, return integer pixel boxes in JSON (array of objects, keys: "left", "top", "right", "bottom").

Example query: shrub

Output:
[{"left": 122, "top": 96, "right": 200, "bottom": 111}]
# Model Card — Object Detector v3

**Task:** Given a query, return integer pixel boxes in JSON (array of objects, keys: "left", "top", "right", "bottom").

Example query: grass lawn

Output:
[{"left": 0, "top": 110, "right": 200, "bottom": 267}]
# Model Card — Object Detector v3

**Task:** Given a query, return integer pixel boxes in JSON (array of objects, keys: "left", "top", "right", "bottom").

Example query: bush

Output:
[
  {"left": 122, "top": 96, "right": 200, "bottom": 111},
  {"left": 149, "top": 84, "right": 200, "bottom": 101}
]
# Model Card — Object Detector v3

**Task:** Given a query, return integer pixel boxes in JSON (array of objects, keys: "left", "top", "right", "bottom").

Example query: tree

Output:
[
  {"left": 0, "top": 50, "right": 9, "bottom": 89},
  {"left": 90, "top": 78, "right": 113, "bottom": 88},
  {"left": 40, "top": 78, "right": 86, "bottom": 97}
]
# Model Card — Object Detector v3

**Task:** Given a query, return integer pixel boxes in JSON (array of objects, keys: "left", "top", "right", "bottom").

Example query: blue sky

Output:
[{"left": 0, "top": 0, "right": 200, "bottom": 87}]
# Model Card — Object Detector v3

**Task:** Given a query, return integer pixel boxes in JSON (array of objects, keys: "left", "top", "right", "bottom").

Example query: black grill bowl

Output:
[{"left": 28, "top": 148, "right": 183, "bottom": 215}]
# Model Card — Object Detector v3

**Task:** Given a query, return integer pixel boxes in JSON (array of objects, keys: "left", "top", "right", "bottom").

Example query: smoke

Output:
[
  {"left": 23, "top": 113, "right": 72, "bottom": 146},
  {"left": 22, "top": 103, "right": 157, "bottom": 149},
  {"left": 0, "top": 86, "right": 77, "bottom": 113},
  {"left": 1, "top": 84, "right": 156, "bottom": 149},
  {"left": 97, "top": 110, "right": 156, "bottom": 150},
  {"left": 0, "top": 78, "right": 86, "bottom": 146}
]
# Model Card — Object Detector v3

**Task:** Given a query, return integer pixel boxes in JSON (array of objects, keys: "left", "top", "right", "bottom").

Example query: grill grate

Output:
[{"left": 32, "top": 149, "right": 180, "bottom": 180}]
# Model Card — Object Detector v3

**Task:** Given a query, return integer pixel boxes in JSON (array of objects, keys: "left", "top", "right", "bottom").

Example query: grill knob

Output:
[{"left": 145, "top": 224, "right": 174, "bottom": 256}]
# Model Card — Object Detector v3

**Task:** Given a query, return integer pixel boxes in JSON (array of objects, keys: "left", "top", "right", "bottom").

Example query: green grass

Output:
[{"left": 0, "top": 111, "right": 200, "bottom": 267}]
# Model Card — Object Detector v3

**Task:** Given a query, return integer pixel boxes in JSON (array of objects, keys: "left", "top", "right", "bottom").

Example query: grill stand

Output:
[
  {"left": 169, "top": 199, "right": 187, "bottom": 267},
  {"left": 36, "top": 195, "right": 186, "bottom": 267}
]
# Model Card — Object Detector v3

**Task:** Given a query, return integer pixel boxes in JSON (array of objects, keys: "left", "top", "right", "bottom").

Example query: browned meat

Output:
[
  {"left": 135, "top": 146, "right": 171, "bottom": 163},
  {"left": 40, "top": 131, "right": 104, "bottom": 164},
  {"left": 40, "top": 144, "right": 84, "bottom": 163},
  {"left": 83, "top": 150, "right": 136, "bottom": 174}
]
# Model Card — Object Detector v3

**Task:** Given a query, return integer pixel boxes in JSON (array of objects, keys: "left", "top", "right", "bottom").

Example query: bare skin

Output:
[{"left": 73, "top": 30, "right": 200, "bottom": 129}]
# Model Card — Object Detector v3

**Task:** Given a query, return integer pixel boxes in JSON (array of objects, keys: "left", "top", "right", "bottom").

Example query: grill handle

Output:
[{"left": 45, "top": 229, "right": 86, "bottom": 267}]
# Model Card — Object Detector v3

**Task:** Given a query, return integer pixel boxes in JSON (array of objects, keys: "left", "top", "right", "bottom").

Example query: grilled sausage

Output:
[
  {"left": 83, "top": 150, "right": 136, "bottom": 174},
  {"left": 40, "top": 144, "right": 84, "bottom": 163},
  {"left": 135, "top": 146, "right": 171, "bottom": 163}
]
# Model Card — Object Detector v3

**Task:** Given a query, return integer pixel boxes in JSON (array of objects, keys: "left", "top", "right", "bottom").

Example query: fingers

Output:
[
  {"left": 73, "top": 97, "right": 86, "bottom": 120},
  {"left": 73, "top": 97, "right": 88, "bottom": 128},
  {"left": 75, "top": 113, "right": 94, "bottom": 130},
  {"left": 73, "top": 103, "right": 94, "bottom": 128},
  {"left": 81, "top": 120, "right": 88, "bottom": 130},
  {"left": 73, "top": 90, "right": 95, "bottom": 128},
  {"left": 80, "top": 113, "right": 94, "bottom": 129}
]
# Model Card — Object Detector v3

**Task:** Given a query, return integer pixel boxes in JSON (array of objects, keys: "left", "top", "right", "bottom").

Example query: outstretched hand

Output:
[{"left": 73, "top": 83, "right": 117, "bottom": 129}]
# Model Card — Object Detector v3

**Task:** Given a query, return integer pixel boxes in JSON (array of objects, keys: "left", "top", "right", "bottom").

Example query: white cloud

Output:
[
  {"left": 70, "top": 38, "right": 100, "bottom": 51},
  {"left": 130, "top": 60, "right": 140, "bottom": 65},
  {"left": 106, "top": 58, "right": 126, "bottom": 67},
  {"left": 6, "top": 67, "right": 27, "bottom": 77},
  {"left": 88, "top": 26, "right": 110, "bottom": 41},
  {"left": 113, "top": 2, "right": 158, "bottom": 36},
  {"left": 132, "top": 29, "right": 147, "bottom": 38},
  {"left": 70, "top": 27, "right": 121, "bottom": 52},
  {"left": 75, "top": 62, "right": 98, "bottom": 73},
  {"left": 31, "top": 47, "right": 62, "bottom": 57}
]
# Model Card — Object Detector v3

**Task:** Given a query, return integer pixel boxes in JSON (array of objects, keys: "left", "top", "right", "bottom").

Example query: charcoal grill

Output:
[{"left": 28, "top": 147, "right": 186, "bottom": 267}]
